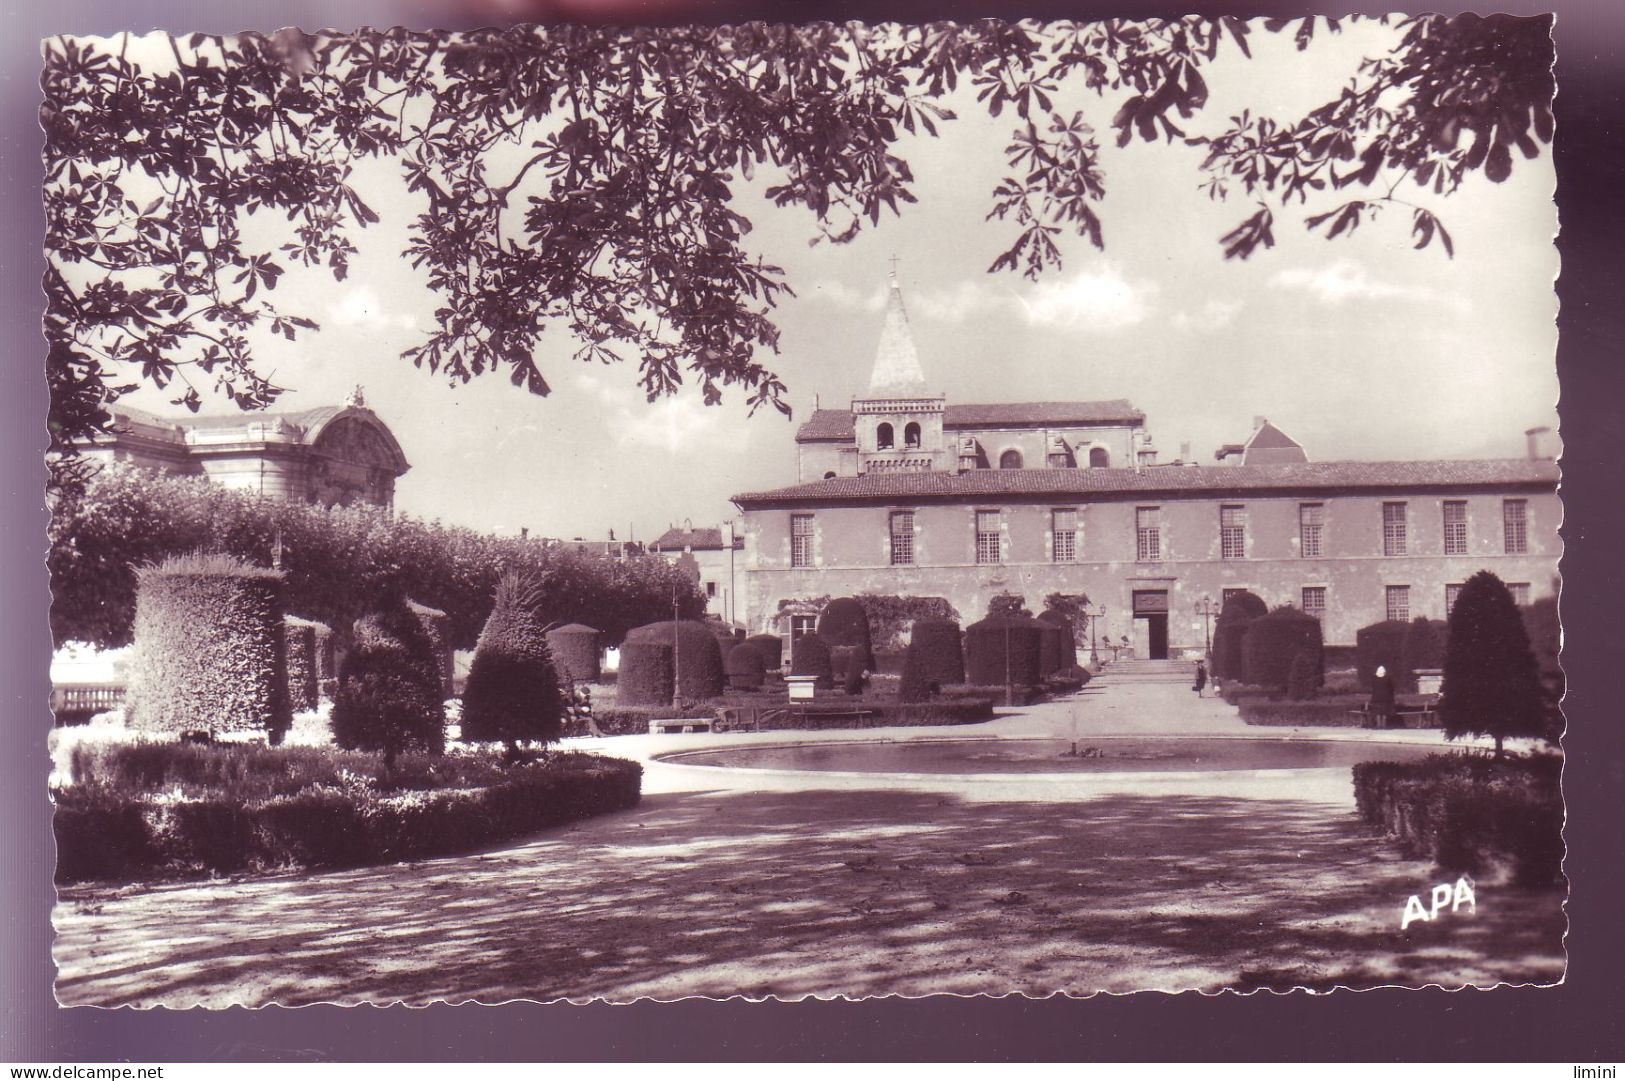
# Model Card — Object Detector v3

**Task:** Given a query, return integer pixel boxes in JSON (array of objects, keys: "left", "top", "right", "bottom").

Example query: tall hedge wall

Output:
[
  {"left": 817, "top": 597, "right": 875, "bottom": 674},
  {"left": 1355, "top": 620, "right": 1413, "bottom": 691},
  {"left": 282, "top": 616, "right": 322, "bottom": 714},
  {"left": 1241, "top": 607, "right": 1324, "bottom": 693},
  {"left": 545, "top": 623, "right": 602, "bottom": 684},
  {"left": 126, "top": 554, "right": 292, "bottom": 742},
  {"left": 964, "top": 617, "right": 1042, "bottom": 688},
  {"left": 49, "top": 466, "right": 706, "bottom": 652},
  {"left": 1035, "top": 610, "right": 1078, "bottom": 675},
  {"left": 617, "top": 642, "right": 675, "bottom": 707},
  {"left": 624, "top": 620, "right": 725, "bottom": 700}
]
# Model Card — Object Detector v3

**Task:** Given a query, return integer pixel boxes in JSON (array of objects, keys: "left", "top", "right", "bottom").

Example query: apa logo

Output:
[{"left": 1401, "top": 877, "right": 1476, "bottom": 930}]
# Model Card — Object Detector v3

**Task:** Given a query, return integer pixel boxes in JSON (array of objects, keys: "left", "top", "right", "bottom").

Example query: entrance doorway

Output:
[{"left": 1132, "top": 590, "right": 1170, "bottom": 660}]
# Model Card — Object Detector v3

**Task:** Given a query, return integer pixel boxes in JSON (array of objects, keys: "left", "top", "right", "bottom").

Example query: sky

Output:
[{"left": 110, "top": 19, "right": 1560, "bottom": 542}]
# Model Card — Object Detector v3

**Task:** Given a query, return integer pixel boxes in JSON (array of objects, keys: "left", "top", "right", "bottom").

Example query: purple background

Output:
[{"left": 4, "top": 0, "right": 1621, "bottom": 1061}]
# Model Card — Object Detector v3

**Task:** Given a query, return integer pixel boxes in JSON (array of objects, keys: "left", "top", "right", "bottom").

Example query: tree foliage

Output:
[
  {"left": 1440, "top": 570, "right": 1546, "bottom": 755},
  {"left": 42, "top": 16, "right": 1554, "bottom": 485},
  {"left": 460, "top": 573, "right": 565, "bottom": 747}
]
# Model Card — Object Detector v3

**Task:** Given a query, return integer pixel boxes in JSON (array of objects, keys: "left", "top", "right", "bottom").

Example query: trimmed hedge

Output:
[
  {"left": 624, "top": 620, "right": 725, "bottom": 701},
  {"left": 331, "top": 600, "right": 447, "bottom": 760},
  {"left": 1521, "top": 596, "right": 1563, "bottom": 741},
  {"left": 907, "top": 618, "right": 965, "bottom": 687},
  {"left": 1399, "top": 617, "right": 1447, "bottom": 687},
  {"left": 408, "top": 600, "right": 455, "bottom": 698},
  {"left": 1242, "top": 606, "right": 1324, "bottom": 693},
  {"left": 125, "top": 553, "right": 291, "bottom": 742},
  {"left": 964, "top": 617, "right": 1042, "bottom": 688},
  {"left": 1352, "top": 753, "right": 1562, "bottom": 887},
  {"left": 1211, "top": 591, "right": 1267, "bottom": 681},
  {"left": 790, "top": 635, "right": 835, "bottom": 690},
  {"left": 744, "top": 633, "right": 783, "bottom": 670},
  {"left": 545, "top": 623, "right": 602, "bottom": 684},
  {"left": 1442, "top": 571, "right": 1546, "bottom": 751},
  {"left": 282, "top": 616, "right": 321, "bottom": 714},
  {"left": 460, "top": 574, "right": 564, "bottom": 746},
  {"left": 817, "top": 597, "right": 875, "bottom": 674},
  {"left": 311, "top": 620, "right": 337, "bottom": 699},
  {"left": 1035, "top": 610, "right": 1077, "bottom": 676},
  {"left": 724, "top": 642, "right": 767, "bottom": 691},
  {"left": 52, "top": 745, "right": 642, "bottom": 884},
  {"left": 1355, "top": 620, "right": 1412, "bottom": 691},
  {"left": 1238, "top": 696, "right": 1370, "bottom": 726},
  {"left": 616, "top": 641, "right": 675, "bottom": 706}
]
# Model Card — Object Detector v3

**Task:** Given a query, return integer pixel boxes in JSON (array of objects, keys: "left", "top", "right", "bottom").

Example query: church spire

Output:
[{"left": 867, "top": 265, "right": 929, "bottom": 397}]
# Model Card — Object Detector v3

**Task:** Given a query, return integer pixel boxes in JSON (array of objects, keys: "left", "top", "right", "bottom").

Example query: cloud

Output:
[
  {"left": 804, "top": 279, "right": 888, "bottom": 312},
  {"left": 574, "top": 373, "right": 749, "bottom": 456},
  {"left": 325, "top": 286, "right": 420, "bottom": 331},
  {"left": 1269, "top": 261, "right": 1430, "bottom": 305},
  {"left": 1173, "top": 298, "right": 1244, "bottom": 332},
  {"left": 808, "top": 265, "right": 1156, "bottom": 332}
]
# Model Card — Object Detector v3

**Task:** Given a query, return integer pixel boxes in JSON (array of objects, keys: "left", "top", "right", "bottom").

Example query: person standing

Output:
[
  {"left": 1370, "top": 664, "right": 1398, "bottom": 728},
  {"left": 1192, "top": 659, "right": 1208, "bottom": 697}
]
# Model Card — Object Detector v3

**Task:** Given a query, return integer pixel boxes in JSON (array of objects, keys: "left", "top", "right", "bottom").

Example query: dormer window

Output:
[
  {"left": 1088, "top": 446, "right": 1110, "bottom": 468},
  {"left": 999, "top": 449, "right": 1023, "bottom": 470},
  {"left": 876, "top": 422, "right": 895, "bottom": 450},
  {"left": 904, "top": 421, "right": 921, "bottom": 448}
]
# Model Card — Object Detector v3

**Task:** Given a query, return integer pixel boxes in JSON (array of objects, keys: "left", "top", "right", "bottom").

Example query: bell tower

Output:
[{"left": 852, "top": 265, "right": 947, "bottom": 474}]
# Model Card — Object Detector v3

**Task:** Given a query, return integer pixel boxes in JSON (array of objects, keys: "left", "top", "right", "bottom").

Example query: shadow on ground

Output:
[{"left": 54, "top": 787, "right": 1566, "bottom": 1006}]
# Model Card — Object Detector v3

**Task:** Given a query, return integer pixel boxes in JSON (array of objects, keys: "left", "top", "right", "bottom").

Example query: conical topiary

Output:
[
  {"left": 331, "top": 597, "right": 446, "bottom": 766},
  {"left": 460, "top": 574, "right": 565, "bottom": 747},
  {"left": 1441, "top": 570, "right": 1546, "bottom": 755}
]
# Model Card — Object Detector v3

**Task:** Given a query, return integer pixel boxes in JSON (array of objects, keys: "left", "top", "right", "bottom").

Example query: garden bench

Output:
[
  {"left": 647, "top": 717, "right": 715, "bottom": 735},
  {"left": 1349, "top": 706, "right": 1440, "bottom": 729}
]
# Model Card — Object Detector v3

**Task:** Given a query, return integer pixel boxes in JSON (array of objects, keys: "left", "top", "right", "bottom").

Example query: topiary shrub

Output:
[
  {"left": 745, "top": 633, "right": 783, "bottom": 670},
  {"left": 964, "top": 616, "right": 1043, "bottom": 688},
  {"left": 616, "top": 641, "right": 675, "bottom": 706},
  {"left": 1442, "top": 570, "right": 1547, "bottom": 754},
  {"left": 407, "top": 600, "right": 455, "bottom": 698},
  {"left": 311, "top": 620, "right": 337, "bottom": 700},
  {"left": 1242, "top": 606, "right": 1324, "bottom": 693},
  {"left": 1035, "top": 610, "right": 1077, "bottom": 676},
  {"left": 817, "top": 597, "right": 874, "bottom": 674},
  {"left": 125, "top": 553, "right": 291, "bottom": 742},
  {"left": 624, "top": 620, "right": 725, "bottom": 701},
  {"left": 545, "top": 622, "right": 602, "bottom": 684},
  {"left": 907, "top": 618, "right": 965, "bottom": 687},
  {"left": 898, "top": 648, "right": 932, "bottom": 703},
  {"left": 331, "top": 598, "right": 447, "bottom": 766},
  {"left": 832, "top": 646, "right": 868, "bottom": 694},
  {"left": 1520, "top": 594, "right": 1563, "bottom": 741},
  {"left": 1399, "top": 617, "right": 1448, "bottom": 690},
  {"left": 1211, "top": 591, "right": 1267, "bottom": 681},
  {"left": 790, "top": 634, "right": 834, "bottom": 690},
  {"left": 282, "top": 616, "right": 322, "bottom": 714},
  {"left": 1286, "top": 648, "right": 1321, "bottom": 701},
  {"left": 1355, "top": 620, "right": 1413, "bottom": 691},
  {"left": 724, "top": 642, "right": 766, "bottom": 691},
  {"left": 460, "top": 574, "right": 565, "bottom": 747}
]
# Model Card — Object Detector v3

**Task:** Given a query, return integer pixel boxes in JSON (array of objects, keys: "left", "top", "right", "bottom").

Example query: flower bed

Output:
[
  {"left": 1351, "top": 752, "right": 1563, "bottom": 886},
  {"left": 53, "top": 742, "right": 641, "bottom": 884}
]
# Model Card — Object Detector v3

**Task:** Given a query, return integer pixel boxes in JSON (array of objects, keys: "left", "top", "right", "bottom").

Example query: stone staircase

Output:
[{"left": 1094, "top": 658, "right": 1199, "bottom": 684}]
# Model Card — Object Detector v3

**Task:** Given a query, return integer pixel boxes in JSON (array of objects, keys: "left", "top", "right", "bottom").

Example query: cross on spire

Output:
[{"left": 887, "top": 253, "right": 901, "bottom": 280}]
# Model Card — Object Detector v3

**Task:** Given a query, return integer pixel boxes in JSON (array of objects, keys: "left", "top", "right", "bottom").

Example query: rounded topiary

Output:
[
  {"left": 907, "top": 618, "right": 965, "bottom": 687},
  {"left": 1035, "top": 610, "right": 1078, "bottom": 676},
  {"left": 964, "top": 616, "right": 1043, "bottom": 688},
  {"left": 331, "top": 599, "right": 447, "bottom": 764},
  {"left": 545, "top": 622, "right": 602, "bottom": 684},
  {"left": 460, "top": 574, "right": 565, "bottom": 747},
  {"left": 125, "top": 553, "right": 291, "bottom": 742},
  {"left": 1441, "top": 570, "right": 1546, "bottom": 755},
  {"left": 790, "top": 634, "right": 834, "bottom": 690},
  {"left": 406, "top": 599, "right": 455, "bottom": 698},
  {"left": 745, "top": 633, "right": 784, "bottom": 670},
  {"left": 1242, "top": 607, "right": 1324, "bottom": 692},
  {"left": 1355, "top": 620, "right": 1413, "bottom": 691},
  {"left": 617, "top": 641, "right": 675, "bottom": 706},
  {"left": 817, "top": 597, "right": 874, "bottom": 674},
  {"left": 725, "top": 642, "right": 767, "bottom": 691},
  {"left": 624, "top": 620, "right": 725, "bottom": 700},
  {"left": 282, "top": 615, "right": 322, "bottom": 714},
  {"left": 1211, "top": 591, "right": 1267, "bottom": 681}
]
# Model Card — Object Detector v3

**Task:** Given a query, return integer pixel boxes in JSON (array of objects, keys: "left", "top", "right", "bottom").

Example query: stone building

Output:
[
  {"left": 74, "top": 388, "right": 410, "bottom": 509},
  {"left": 732, "top": 275, "right": 1560, "bottom": 659},
  {"left": 652, "top": 523, "right": 745, "bottom": 624}
]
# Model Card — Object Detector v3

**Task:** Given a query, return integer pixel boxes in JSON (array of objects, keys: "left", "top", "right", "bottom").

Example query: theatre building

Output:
[{"left": 731, "top": 276, "right": 1561, "bottom": 658}]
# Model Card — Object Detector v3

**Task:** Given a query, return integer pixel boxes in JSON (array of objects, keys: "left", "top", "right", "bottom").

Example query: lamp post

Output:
[
  {"left": 1082, "top": 603, "right": 1107, "bottom": 666},
  {"left": 1194, "top": 595, "right": 1219, "bottom": 656}
]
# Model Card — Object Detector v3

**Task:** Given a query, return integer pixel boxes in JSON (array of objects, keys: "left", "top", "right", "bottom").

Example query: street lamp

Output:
[
  {"left": 1082, "top": 603, "right": 1107, "bottom": 666},
  {"left": 1194, "top": 595, "right": 1220, "bottom": 656}
]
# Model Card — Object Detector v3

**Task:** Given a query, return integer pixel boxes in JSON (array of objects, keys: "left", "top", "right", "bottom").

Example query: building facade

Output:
[
  {"left": 74, "top": 388, "right": 410, "bottom": 509},
  {"left": 733, "top": 276, "right": 1561, "bottom": 658},
  {"left": 652, "top": 524, "right": 745, "bottom": 625}
]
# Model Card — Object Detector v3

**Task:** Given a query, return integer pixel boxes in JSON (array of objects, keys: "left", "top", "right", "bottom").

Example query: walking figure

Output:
[
  {"left": 1369, "top": 665, "right": 1398, "bottom": 729},
  {"left": 1192, "top": 659, "right": 1208, "bottom": 697}
]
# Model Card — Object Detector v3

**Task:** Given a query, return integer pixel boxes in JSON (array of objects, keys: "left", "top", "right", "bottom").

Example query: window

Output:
[
  {"left": 1302, "top": 586, "right": 1326, "bottom": 620},
  {"left": 1220, "top": 504, "right": 1247, "bottom": 560},
  {"left": 1509, "top": 581, "right": 1531, "bottom": 606},
  {"left": 1088, "top": 446, "right": 1110, "bottom": 468},
  {"left": 904, "top": 422, "right": 921, "bottom": 448},
  {"left": 1442, "top": 501, "right": 1468, "bottom": 555},
  {"left": 1222, "top": 588, "right": 1249, "bottom": 606},
  {"left": 1386, "top": 584, "right": 1410, "bottom": 623},
  {"left": 998, "top": 448, "right": 1023, "bottom": 470},
  {"left": 1052, "top": 508, "right": 1078, "bottom": 563},
  {"left": 1446, "top": 583, "right": 1463, "bottom": 615},
  {"left": 1136, "top": 506, "right": 1162, "bottom": 562},
  {"left": 823, "top": 471, "right": 837, "bottom": 480},
  {"left": 1504, "top": 499, "right": 1528, "bottom": 554},
  {"left": 876, "top": 422, "right": 894, "bottom": 450},
  {"left": 790, "top": 614, "right": 816, "bottom": 641},
  {"left": 1299, "top": 503, "right": 1324, "bottom": 558},
  {"left": 705, "top": 581, "right": 717, "bottom": 598},
  {"left": 1382, "top": 502, "right": 1408, "bottom": 556},
  {"left": 790, "top": 513, "right": 814, "bottom": 568},
  {"left": 889, "top": 511, "right": 915, "bottom": 566},
  {"left": 975, "top": 510, "right": 1002, "bottom": 564}
]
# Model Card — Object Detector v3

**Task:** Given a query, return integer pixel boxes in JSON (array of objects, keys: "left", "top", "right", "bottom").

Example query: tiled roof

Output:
[
  {"left": 794, "top": 400, "right": 1145, "bottom": 443},
  {"left": 1245, "top": 421, "right": 1303, "bottom": 450},
  {"left": 653, "top": 527, "right": 741, "bottom": 551},
  {"left": 733, "top": 459, "right": 1559, "bottom": 506}
]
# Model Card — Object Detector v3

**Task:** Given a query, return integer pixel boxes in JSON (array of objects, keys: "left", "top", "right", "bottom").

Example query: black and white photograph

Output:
[{"left": 39, "top": 11, "right": 1570, "bottom": 1010}]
